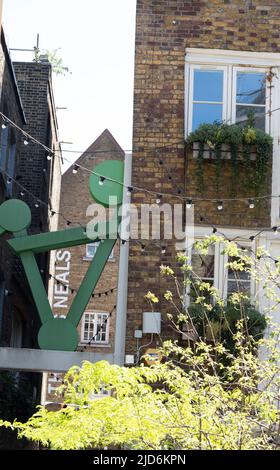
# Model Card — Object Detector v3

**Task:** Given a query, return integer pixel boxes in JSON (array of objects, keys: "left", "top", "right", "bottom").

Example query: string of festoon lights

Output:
[
  {"left": 0, "top": 162, "right": 173, "bottom": 259},
  {"left": 50, "top": 304, "right": 117, "bottom": 383},
  {"left": 1, "top": 111, "right": 280, "bottom": 212},
  {"left": 1, "top": 112, "right": 280, "bottom": 258},
  {"left": 83, "top": 304, "right": 116, "bottom": 350},
  {"left": 49, "top": 273, "right": 117, "bottom": 299}
]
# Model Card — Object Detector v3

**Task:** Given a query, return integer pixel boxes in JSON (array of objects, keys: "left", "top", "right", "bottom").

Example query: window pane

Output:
[
  {"left": 83, "top": 312, "right": 109, "bottom": 343},
  {"left": 228, "top": 280, "right": 251, "bottom": 296},
  {"left": 192, "top": 103, "right": 223, "bottom": 131},
  {"left": 227, "top": 255, "right": 251, "bottom": 298},
  {"left": 236, "top": 105, "right": 265, "bottom": 130},
  {"left": 190, "top": 246, "right": 215, "bottom": 303},
  {"left": 228, "top": 269, "right": 250, "bottom": 281},
  {"left": 193, "top": 70, "right": 223, "bottom": 102},
  {"left": 236, "top": 72, "right": 266, "bottom": 105},
  {"left": 86, "top": 243, "right": 113, "bottom": 259},
  {"left": 86, "top": 243, "right": 98, "bottom": 258},
  {"left": 192, "top": 253, "right": 215, "bottom": 279}
]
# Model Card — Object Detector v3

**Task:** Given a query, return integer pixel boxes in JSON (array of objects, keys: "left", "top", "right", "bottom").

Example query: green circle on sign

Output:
[
  {"left": 89, "top": 160, "right": 124, "bottom": 207},
  {"left": 0, "top": 199, "right": 31, "bottom": 232},
  {"left": 38, "top": 318, "right": 79, "bottom": 351}
]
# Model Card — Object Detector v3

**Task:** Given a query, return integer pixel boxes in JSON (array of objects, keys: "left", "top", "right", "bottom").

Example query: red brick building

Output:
[
  {"left": 42, "top": 130, "right": 123, "bottom": 404},
  {"left": 125, "top": 1, "right": 280, "bottom": 358}
]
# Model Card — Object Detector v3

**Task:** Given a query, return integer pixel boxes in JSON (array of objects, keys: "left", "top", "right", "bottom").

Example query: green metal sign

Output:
[{"left": 0, "top": 160, "right": 124, "bottom": 352}]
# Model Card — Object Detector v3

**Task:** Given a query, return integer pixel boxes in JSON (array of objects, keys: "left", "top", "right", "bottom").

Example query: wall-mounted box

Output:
[
  {"left": 142, "top": 312, "right": 161, "bottom": 335},
  {"left": 125, "top": 354, "right": 135, "bottom": 365}
]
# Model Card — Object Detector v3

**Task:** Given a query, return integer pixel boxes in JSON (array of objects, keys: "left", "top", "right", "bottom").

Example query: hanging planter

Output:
[{"left": 186, "top": 122, "right": 273, "bottom": 197}]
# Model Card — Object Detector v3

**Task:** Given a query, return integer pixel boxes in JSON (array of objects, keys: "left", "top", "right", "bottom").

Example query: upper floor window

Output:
[
  {"left": 184, "top": 48, "right": 280, "bottom": 136},
  {"left": 235, "top": 70, "right": 266, "bottom": 129},
  {"left": 81, "top": 312, "right": 109, "bottom": 344},
  {"left": 0, "top": 125, "right": 9, "bottom": 169},
  {"left": 0, "top": 125, "right": 17, "bottom": 197},
  {"left": 85, "top": 242, "right": 114, "bottom": 261},
  {"left": 191, "top": 67, "right": 226, "bottom": 131},
  {"left": 10, "top": 310, "right": 23, "bottom": 349},
  {"left": 188, "top": 65, "right": 267, "bottom": 132}
]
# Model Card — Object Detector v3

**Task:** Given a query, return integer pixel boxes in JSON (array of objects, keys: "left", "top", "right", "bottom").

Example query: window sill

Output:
[
  {"left": 83, "top": 257, "right": 115, "bottom": 263},
  {"left": 78, "top": 342, "right": 111, "bottom": 348}
]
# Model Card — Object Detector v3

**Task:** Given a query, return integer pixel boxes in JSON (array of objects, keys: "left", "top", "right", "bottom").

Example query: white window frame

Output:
[
  {"left": 85, "top": 242, "right": 114, "bottom": 261},
  {"left": 187, "top": 63, "right": 269, "bottom": 134},
  {"left": 187, "top": 234, "right": 254, "bottom": 304},
  {"left": 232, "top": 66, "right": 268, "bottom": 134},
  {"left": 222, "top": 243, "right": 254, "bottom": 301},
  {"left": 81, "top": 311, "right": 110, "bottom": 345},
  {"left": 186, "top": 238, "right": 222, "bottom": 306},
  {"left": 185, "top": 47, "right": 280, "bottom": 227},
  {"left": 188, "top": 64, "right": 228, "bottom": 133}
]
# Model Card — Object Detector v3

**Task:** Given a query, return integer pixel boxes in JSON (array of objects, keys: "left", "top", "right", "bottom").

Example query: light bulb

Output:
[
  {"left": 23, "top": 139, "right": 29, "bottom": 146},
  {"left": 217, "top": 201, "right": 223, "bottom": 211},
  {"left": 156, "top": 194, "right": 162, "bottom": 204},
  {"left": 47, "top": 154, "right": 52, "bottom": 161},
  {"left": 249, "top": 199, "right": 255, "bottom": 209},
  {"left": 72, "top": 164, "right": 79, "bottom": 174},
  {"left": 99, "top": 176, "right": 105, "bottom": 186},
  {"left": 186, "top": 199, "right": 192, "bottom": 209}
]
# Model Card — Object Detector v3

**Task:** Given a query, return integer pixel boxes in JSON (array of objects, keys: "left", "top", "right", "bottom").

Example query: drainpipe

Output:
[{"left": 114, "top": 152, "right": 132, "bottom": 365}]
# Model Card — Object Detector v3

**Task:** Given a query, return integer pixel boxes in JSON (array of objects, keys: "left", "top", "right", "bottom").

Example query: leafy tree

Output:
[{"left": 1, "top": 237, "right": 280, "bottom": 450}]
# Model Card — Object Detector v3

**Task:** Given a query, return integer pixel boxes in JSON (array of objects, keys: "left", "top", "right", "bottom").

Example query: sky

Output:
[{"left": 2, "top": 0, "right": 137, "bottom": 169}]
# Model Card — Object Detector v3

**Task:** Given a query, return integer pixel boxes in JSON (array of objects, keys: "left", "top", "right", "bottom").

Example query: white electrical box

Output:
[
  {"left": 142, "top": 312, "right": 161, "bottom": 335},
  {"left": 125, "top": 355, "right": 135, "bottom": 365},
  {"left": 134, "top": 329, "right": 143, "bottom": 339}
]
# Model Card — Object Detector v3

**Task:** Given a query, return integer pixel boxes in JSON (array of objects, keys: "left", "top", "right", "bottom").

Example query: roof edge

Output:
[
  {"left": 63, "top": 129, "right": 125, "bottom": 177},
  {"left": 1, "top": 28, "right": 26, "bottom": 124}
]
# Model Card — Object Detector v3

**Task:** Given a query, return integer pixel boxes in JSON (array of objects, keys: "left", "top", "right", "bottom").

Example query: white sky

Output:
[{"left": 2, "top": 0, "right": 137, "bottom": 169}]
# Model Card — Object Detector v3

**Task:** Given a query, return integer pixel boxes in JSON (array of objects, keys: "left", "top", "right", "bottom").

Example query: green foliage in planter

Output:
[
  {"left": 188, "top": 302, "right": 267, "bottom": 354},
  {"left": 186, "top": 122, "right": 273, "bottom": 196}
]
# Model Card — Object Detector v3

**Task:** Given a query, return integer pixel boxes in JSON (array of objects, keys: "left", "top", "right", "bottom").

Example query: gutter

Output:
[{"left": 1, "top": 28, "right": 26, "bottom": 124}]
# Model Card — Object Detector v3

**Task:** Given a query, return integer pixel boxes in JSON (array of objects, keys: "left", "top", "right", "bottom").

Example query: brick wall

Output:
[
  {"left": 44, "top": 130, "right": 123, "bottom": 403},
  {"left": 126, "top": 0, "right": 280, "bottom": 354},
  {"left": 13, "top": 62, "right": 61, "bottom": 233},
  {"left": 0, "top": 32, "right": 27, "bottom": 347}
]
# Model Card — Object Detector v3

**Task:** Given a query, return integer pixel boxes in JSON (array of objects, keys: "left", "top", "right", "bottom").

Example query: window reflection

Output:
[
  {"left": 190, "top": 246, "right": 215, "bottom": 303},
  {"left": 236, "top": 72, "right": 266, "bottom": 130},
  {"left": 192, "top": 69, "right": 224, "bottom": 131},
  {"left": 227, "top": 255, "right": 251, "bottom": 298}
]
